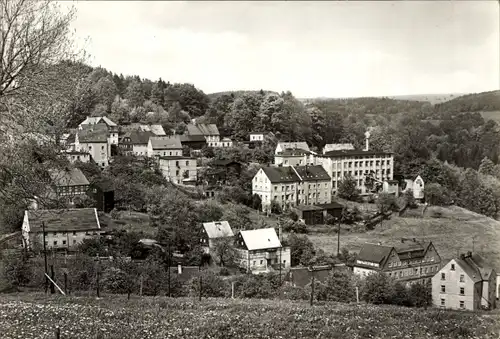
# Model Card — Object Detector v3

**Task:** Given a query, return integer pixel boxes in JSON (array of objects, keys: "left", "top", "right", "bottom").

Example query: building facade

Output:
[
  {"left": 249, "top": 132, "right": 267, "bottom": 142},
  {"left": 120, "top": 130, "right": 155, "bottom": 156},
  {"left": 79, "top": 116, "right": 119, "bottom": 145},
  {"left": 22, "top": 208, "right": 103, "bottom": 251},
  {"left": 64, "top": 151, "right": 91, "bottom": 164},
  {"left": 353, "top": 239, "right": 442, "bottom": 285},
  {"left": 75, "top": 125, "right": 111, "bottom": 168},
  {"left": 275, "top": 142, "right": 310, "bottom": 155},
  {"left": 185, "top": 123, "right": 220, "bottom": 144},
  {"left": 432, "top": 253, "right": 497, "bottom": 311},
  {"left": 201, "top": 221, "right": 234, "bottom": 256},
  {"left": 147, "top": 136, "right": 183, "bottom": 157},
  {"left": 234, "top": 228, "right": 291, "bottom": 274},
  {"left": 158, "top": 156, "right": 197, "bottom": 184},
  {"left": 274, "top": 149, "right": 315, "bottom": 167},
  {"left": 49, "top": 168, "right": 90, "bottom": 202}
]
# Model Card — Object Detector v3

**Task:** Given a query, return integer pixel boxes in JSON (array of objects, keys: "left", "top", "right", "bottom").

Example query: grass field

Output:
[
  {"left": 307, "top": 205, "right": 500, "bottom": 270},
  {"left": 480, "top": 111, "right": 500, "bottom": 124},
  {"left": 0, "top": 293, "right": 499, "bottom": 339}
]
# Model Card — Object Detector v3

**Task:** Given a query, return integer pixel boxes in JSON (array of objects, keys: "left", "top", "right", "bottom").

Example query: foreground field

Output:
[
  {"left": 0, "top": 293, "right": 499, "bottom": 339},
  {"left": 308, "top": 205, "right": 500, "bottom": 270}
]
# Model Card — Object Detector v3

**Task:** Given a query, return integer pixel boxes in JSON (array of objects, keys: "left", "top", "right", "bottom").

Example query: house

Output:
[
  {"left": 89, "top": 179, "right": 115, "bottom": 213},
  {"left": 201, "top": 221, "right": 234, "bottom": 255},
  {"left": 285, "top": 264, "right": 349, "bottom": 288},
  {"left": 206, "top": 159, "right": 242, "bottom": 185},
  {"left": 119, "top": 130, "right": 155, "bottom": 156},
  {"left": 316, "top": 202, "right": 344, "bottom": 219},
  {"left": 48, "top": 168, "right": 90, "bottom": 200},
  {"left": 22, "top": 208, "right": 103, "bottom": 251},
  {"left": 249, "top": 132, "right": 268, "bottom": 142},
  {"left": 211, "top": 137, "right": 233, "bottom": 148},
  {"left": 293, "top": 201, "right": 344, "bottom": 225},
  {"left": 180, "top": 134, "right": 207, "bottom": 151},
  {"left": 322, "top": 143, "right": 355, "bottom": 154},
  {"left": 147, "top": 136, "right": 183, "bottom": 157},
  {"left": 432, "top": 252, "right": 497, "bottom": 310},
  {"left": 252, "top": 165, "right": 332, "bottom": 213},
  {"left": 275, "top": 142, "right": 310, "bottom": 155},
  {"left": 274, "top": 148, "right": 315, "bottom": 167},
  {"left": 64, "top": 150, "right": 91, "bottom": 164},
  {"left": 402, "top": 175, "right": 425, "bottom": 202},
  {"left": 235, "top": 228, "right": 291, "bottom": 274},
  {"left": 353, "top": 239, "right": 442, "bottom": 285},
  {"left": 75, "top": 124, "right": 111, "bottom": 168},
  {"left": 382, "top": 180, "right": 400, "bottom": 196},
  {"left": 78, "top": 116, "right": 119, "bottom": 145},
  {"left": 120, "top": 123, "right": 166, "bottom": 136},
  {"left": 158, "top": 156, "right": 197, "bottom": 184},
  {"left": 185, "top": 123, "right": 220, "bottom": 145}
]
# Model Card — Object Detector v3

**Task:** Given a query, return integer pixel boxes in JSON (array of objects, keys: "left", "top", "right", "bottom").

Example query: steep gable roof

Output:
[
  {"left": 464, "top": 254, "right": 494, "bottom": 281},
  {"left": 202, "top": 221, "right": 234, "bottom": 239},
  {"left": 239, "top": 228, "right": 282, "bottom": 251},
  {"left": 123, "top": 130, "right": 155, "bottom": 145},
  {"left": 357, "top": 243, "right": 394, "bottom": 265},
  {"left": 261, "top": 167, "right": 300, "bottom": 183},
  {"left": 26, "top": 208, "right": 101, "bottom": 232},
  {"left": 394, "top": 240, "right": 430, "bottom": 260},
  {"left": 149, "top": 136, "right": 182, "bottom": 150},
  {"left": 78, "top": 125, "right": 108, "bottom": 143},
  {"left": 80, "top": 116, "right": 117, "bottom": 127},
  {"left": 49, "top": 168, "right": 89, "bottom": 187},
  {"left": 186, "top": 123, "right": 220, "bottom": 136},
  {"left": 294, "top": 165, "right": 331, "bottom": 181},
  {"left": 453, "top": 258, "right": 483, "bottom": 283}
]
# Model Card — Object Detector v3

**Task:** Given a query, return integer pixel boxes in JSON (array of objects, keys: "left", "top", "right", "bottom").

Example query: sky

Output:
[{"left": 63, "top": 1, "right": 499, "bottom": 98}]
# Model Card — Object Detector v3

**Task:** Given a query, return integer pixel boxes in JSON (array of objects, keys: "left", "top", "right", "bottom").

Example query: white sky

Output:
[{"left": 63, "top": 1, "right": 499, "bottom": 98}]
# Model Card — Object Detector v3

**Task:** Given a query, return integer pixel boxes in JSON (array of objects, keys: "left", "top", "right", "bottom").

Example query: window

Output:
[
  {"left": 186, "top": 161, "right": 189, "bottom": 166},
  {"left": 460, "top": 287, "right": 464, "bottom": 295},
  {"left": 260, "top": 260, "right": 263, "bottom": 265},
  {"left": 101, "top": 145, "right": 104, "bottom": 150},
  {"left": 441, "top": 272, "right": 445, "bottom": 280},
  {"left": 440, "top": 298, "right": 445, "bottom": 307},
  {"left": 459, "top": 274, "right": 465, "bottom": 282},
  {"left": 73, "top": 240, "right": 77, "bottom": 244},
  {"left": 89, "top": 146, "right": 92, "bottom": 150},
  {"left": 441, "top": 285, "right": 445, "bottom": 293},
  {"left": 53, "top": 232, "right": 57, "bottom": 236},
  {"left": 62, "top": 240, "right": 66, "bottom": 245},
  {"left": 459, "top": 301, "right": 465, "bottom": 309},
  {"left": 53, "top": 240, "right": 57, "bottom": 245},
  {"left": 451, "top": 264, "right": 455, "bottom": 271},
  {"left": 253, "top": 261, "right": 256, "bottom": 266}
]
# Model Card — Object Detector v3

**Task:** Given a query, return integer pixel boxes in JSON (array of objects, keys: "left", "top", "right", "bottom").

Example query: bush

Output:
[
  {"left": 321, "top": 270, "right": 356, "bottom": 302},
  {"left": 110, "top": 208, "right": 120, "bottom": 220},
  {"left": 185, "top": 270, "right": 229, "bottom": 298},
  {"left": 3, "top": 253, "right": 33, "bottom": 288},
  {"left": 362, "top": 272, "right": 393, "bottom": 305},
  {"left": 277, "top": 284, "right": 308, "bottom": 301},
  {"left": 282, "top": 219, "right": 308, "bottom": 234},
  {"left": 409, "top": 281, "right": 431, "bottom": 308},
  {"left": 235, "top": 274, "right": 275, "bottom": 299}
]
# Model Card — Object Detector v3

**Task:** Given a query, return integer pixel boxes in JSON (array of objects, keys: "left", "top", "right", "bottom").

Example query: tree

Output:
[
  {"left": 287, "top": 234, "right": 315, "bottom": 266},
  {"left": 337, "top": 174, "right": 360, "bottom": 201},
  {"left": 212, "top": 236, "right": 237, "bottom": 267},
  {"left": 270, "top": 200, "right": 282, "bottom": 215},
  {"left": 125, "top": 79, "right": 145, "bottom": 108},
  {"left": 402, "top": 189, "right": 417, "bottom": 209},
  {"left": 251, "top": 194, "right": 262, "bottom": 211},
  {"left": 409, "top": 281, "right": 432, "bottom": 308},
  {"left": 424, "top": 183, "right": 449, "bottom": 206},
  {"left": 92, "top": 75, "right": 118, "bottom": 111},
  {"left": 321, "top": 270, "right": 356, "bottom": 302},
  {"left": 479, "top": 157, "right": 495, "bottom": 176},
  {"left": 2, "top": 253, "right": 32, "bottom": 288},
  {"left": 391, "top": 281, "right": 411, "bottom": 307},
  {"left": 376, "top": 193, "right": 398, "bottom": 214},
  {"left": 362, "top": 271, "right": 393, "bottom": 305}
]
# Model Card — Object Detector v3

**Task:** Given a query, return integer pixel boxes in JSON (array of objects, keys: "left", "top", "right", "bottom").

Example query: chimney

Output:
[
  {"left": 460, "top": 254, "right": 465, "bottom": 260},
  {"left": 178, "top": 264, "right": 182, "bottom": 274},
  {"left": 364, "top": 131, "right": 371, "bottom": 151}
]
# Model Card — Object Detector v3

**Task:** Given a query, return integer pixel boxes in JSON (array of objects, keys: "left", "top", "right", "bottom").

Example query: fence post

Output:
[
  {"left": 64, "top": 272, "right": 68, "bottom": 295},
  {"left": 356, "top": 286, "right": 359, "bottom": 304},
  {"left": 231, "top": 281, "right": 235, "bottom": 299},
  {"left": 198, "top": 275, "right": 202, "bottom": 301},
  {"left": 96, "top": 258, "right": 100, "bottom": 298},
  {"left": 54, "top": 326, "right": 60, "bottom": 339},
  {"left": 139, "top": 275, "right": 143, "bottom": 296},
  {"left": 310, "top": 274, "right": 315, "bottom": 306},
  {"left": 50, "top": 265, "right": 55, "bottom": 294}
]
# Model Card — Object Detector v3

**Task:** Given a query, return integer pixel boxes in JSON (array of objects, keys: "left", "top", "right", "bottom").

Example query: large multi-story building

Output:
[
  {"left": 432, "top": 252, "right": 497, "bottom": 311},
  {"left": 120, "top": 130, "right": 155, "bottom": 156},
  {"left": 78, "top": 116, "right": 119, "bottom": 145},
  {"left": 274, "top": 149, "right": 315, "bottom": 167},
  {"left": 147, "top": 136, "right": 183, "bottom": 157},
  {"left": 158, "top": 156, "right": 197, "bottom": 184},
  {"left": 353, "top": 239, "right": 442, "bottom": 285},
  {"left": 75, "top": 124, "right": 111, "bottom": 168},
  {"left": 252, "top": 165, "right": 331, "bottom": 212}
]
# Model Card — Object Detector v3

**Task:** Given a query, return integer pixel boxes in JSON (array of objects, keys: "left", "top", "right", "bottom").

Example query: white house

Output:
[
  {"left": 275, "top": 142, "right": 310, "bottom": 155},
  {"left": 322, "top": 143, "right": 355, "bottom": 154},
  {"left": 249, "top": 132, "right": 268, "bottom": 142},
  {"left": 201, "top": 221, "right": 234, "bottom": 255},
  {"left": 120, "top": 130, "right": 155, "bottom": 156},
  {"left": 75, "top": 124, "right": 111, "bottom": 168},
  {"left": 22, "top": 208, "right": 102, "bottom": 251},
  {"left": 403, "top": 175, "right": 425, "bottom": 202},
  {"left": 235, "top": 228, "right": 291, "bottom": 274},
  {"left": 147, "top": 136, "right": 183, "bottom": 157}
]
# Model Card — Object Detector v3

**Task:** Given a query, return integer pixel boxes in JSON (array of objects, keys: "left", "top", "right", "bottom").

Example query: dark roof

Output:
[
  {"left": 180, "top": 135, "right": 207, "bottom": 143},
  {"left": 277, "top": 149, "right": 310, "bottom": 156},
  {"left": 186, "top": 123, "right": 220, "bottom": 136},
  {"left": 294, "top": 205, "right": 323, "bottom": 212},
  {"left": 461, "top": 254, "right": 494, "bottom": 281},
  {"left": 286, "top": 267, "right": 332, "bottom": 287},
  {"left": 150, "top": 136, "right": 182, "bottom": 149},
  {"left": 261, "top": 167, "right": 300, "bottom": 183},
  {"left": 317, "top": 202, "right": 344, "bottom": 210},
  {"left": 357, "top": 243, "right": 393, "bottom": 265},
  {"left": 122, "top": 130, "right": 155, "bottom": 145},
  {"left": 321, "top": 150, "right": 393, "bottom": 158},
  {"left": 66, "top": 133, "right": 76, "bottom": 144},
  {"left": 211, "top": 159, "right": 242, "bottom": 167},
  {"left": 49, "top": 168, "right": 89, "bottom": 187},
  {"left": 78, "top": 126, "right": 108, "bottom": 143},
  {"left": 393, "top": 240, "right": 430, "bottom": 260},
  {"left": 26, "top": 208, "right": 101, "bottom": 232},
  {"left": 249, "top": 131, "right": 268, "bottom": 135},
  {"left": 454, "top": 258, "right": 483, "bottom": 283},
  {"left": 294, "top": 165, "right": 331, "bottom": 181}
]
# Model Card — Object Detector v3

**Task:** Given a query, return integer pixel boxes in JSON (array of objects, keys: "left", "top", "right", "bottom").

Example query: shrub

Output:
[
  {"left": 321, "top": 270, "right": 356, "bottom": 302},
  {"left": 409, "top": 281, "right": 431, "bottom": 308},
  {"left": 338, "top": 174, "right": 360, "bottom": 201},
  {"left": 362, "top": 272, "right": 393, "bottom": 305},
  {"left": 110, "top": 208, "right": 120, "bottom": 220},
  {"left": 235, "top": 274, "right": 275, "bottom": 299},
  {"left": 3, "top": 253, "right": 33, "bottom": 288},
  {"left": 185, "top": 270, "right": 229, "bottom": 298},
  {"left": 282, "top": 219, "right": 308, "bottom": 234},
  {"left": 277, "top": 284, "right": 308, "bottom": 301},
  {"left": 391, "top": 281, "right": 412, "bottom": 307}
]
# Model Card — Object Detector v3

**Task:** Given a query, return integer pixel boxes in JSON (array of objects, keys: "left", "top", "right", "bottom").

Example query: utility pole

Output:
[
  {"left": 310, "top": 271, "right": 315, "bottom": 307},
  {"left": 96, "top": 254, "right": 100, "bottom": 298},
  {"left": 167, "top": 241, "right": 171, "bottom": 298},
  {"left": 42, "top": 222, "right": 48, "bottom": 294},
  {"left": 337, "top": 217, "right": 341, "bottom": 257}
]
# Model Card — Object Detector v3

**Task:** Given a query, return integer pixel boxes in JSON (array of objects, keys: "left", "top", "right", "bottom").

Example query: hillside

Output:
[
  {"left": 434, "top": 90, "right": 500, "bottom": 114},
  {"left": 1, "top": 294, "right": 498, "bottom": 339},
  {"left": 388, "top": 93, "right": 462, "bottom": 105},
  {"left": 207, "top": 90, "right": 279, "bottom": 101},
  {"left": 308, "top": 205, "right": 500, "bottom": 271}
]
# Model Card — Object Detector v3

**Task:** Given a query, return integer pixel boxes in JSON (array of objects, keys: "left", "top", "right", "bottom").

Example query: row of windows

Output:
[
  {"left": 44, "top": 231, "right": 97, "bottom": 236},
  {"left": 440, "top": 285, "right": 465, "bottom": 294},
  {"left": 388, "top": 266, "right": 438, "bottom": 278},
  {"left": 46, "top": 239, "right": 77, "bottom": 246},
  {"left": 158, "top": 151, "right": 181, "bottom": 156},
  {"left": 388, "top": 257, "right": 435, "bottom": 268},
  {"left": 440, "top": 299, "right": 466, "bottom": 309},
  {"left": 252, "top": 259, "right": 286, "bottom": 266},
  {"left": 58, "top": 185, "right": 88, "bottom": 194},
  {"left": 441, "top": 272, "right": 465, "bottom": 282}
]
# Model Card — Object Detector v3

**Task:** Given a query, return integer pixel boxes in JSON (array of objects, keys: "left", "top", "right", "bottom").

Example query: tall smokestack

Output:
[{"left": 364, "top": 131, "right": 371, "bottom": 151}]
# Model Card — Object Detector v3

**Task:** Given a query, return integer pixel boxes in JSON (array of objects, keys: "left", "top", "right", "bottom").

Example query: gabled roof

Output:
[
  {"left": 239, "top": 228, "right": 282, "bottom": 251},
  {"left": 394, "top": 240, "right": 430, "bottom": 260},
  {"left": 202, "top": 221, "right": 234, "bottom": 239},
  {"left": 261, "top": 167, "right": 300, "bottom": 183},
  {"left": 49, "top": 168, "right": 90, "bottom": 187},
  {"left": 293, "top": 165, "right": 331, "bottom": 181},
  {"left": 121, "top": 123, "right": 166, "bottom": 136},
  {"left": 122, "top": 130, "right": 155, "bottom": 145},
  {"left": 80, "top": 116, "right": 117, "bottom": 127},
  {"left": 186, "top": 123, "right": 220, "bottom": 136},
  {"left": 180, "top": 135, "right": 207, "bottom": 143},
  {"left": 211, "top": 159, "right": 241, "bottom": 167},
  {"left": 453, "top": 258, "right": 483, "bottom": 283},
  {"left": 25, "top": 208, "right": 101, "bottom": 232},
  {"left": 461, "top": 254, "right": 495, "bottom": 281},
  {"left": 357, "top": 243, "right": 394, "bottom": 265},
  {"left": 149, "top": 136, "right": 182, "bottom": 150},
  {"left": 277, "top": 142, "right": 310, "bottom": 153}
]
